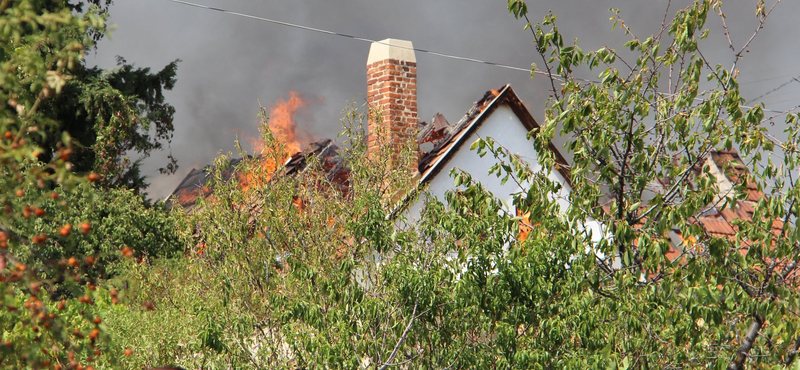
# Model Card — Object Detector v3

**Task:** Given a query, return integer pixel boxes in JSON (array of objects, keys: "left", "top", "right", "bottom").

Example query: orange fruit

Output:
[{"left": 60, "top": 224, "right": 72, "bottom": 236}]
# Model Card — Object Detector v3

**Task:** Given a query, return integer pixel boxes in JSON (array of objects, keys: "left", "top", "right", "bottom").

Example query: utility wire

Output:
[
  {"left": 163, "top": 0, "right": 534, "bottom": 74},
  {"left": 748, "top": 76, "right": 800, "bottom": 104},
  {"left": 740, "top": 69, "right": 800, "bottom": 85},
  {"left": 161, "top": 0, "right": 793, "bottom": 115}
]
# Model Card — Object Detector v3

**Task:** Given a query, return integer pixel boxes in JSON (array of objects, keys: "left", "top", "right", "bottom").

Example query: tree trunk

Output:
[{"left": 727, "top": 316, "right": 763, "bottom": 370}]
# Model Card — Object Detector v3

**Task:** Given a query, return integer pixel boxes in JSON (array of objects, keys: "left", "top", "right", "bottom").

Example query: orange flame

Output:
[
  {"left": 266, "top": 91, "right": 312, "bottom": 156},
  {"left": 236, "top": 155, "right": 281, "bottom": 194},
  {"left": 177, "top": 93, "right": 317, "bottom": 208},
  {"left": 236, "top": 91, "right": 314, "bottom": 193}
]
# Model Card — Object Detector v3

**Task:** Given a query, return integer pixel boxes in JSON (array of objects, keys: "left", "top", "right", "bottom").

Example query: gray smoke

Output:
[{"left": 88, "top": 0, "right": 800, "bottom": 199}]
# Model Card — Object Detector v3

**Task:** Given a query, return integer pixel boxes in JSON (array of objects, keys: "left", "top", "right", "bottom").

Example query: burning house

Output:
[{"left": 167, "top": 38, "right": 769, "bottom": 262}]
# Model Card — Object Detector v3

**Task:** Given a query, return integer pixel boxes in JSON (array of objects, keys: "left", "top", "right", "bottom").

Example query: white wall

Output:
[
  {"left": 401, "top": 103, "right": 612, "bottom": 268},
  {"left": 405, "top": 104, "right": 572, "bottom": 222}
]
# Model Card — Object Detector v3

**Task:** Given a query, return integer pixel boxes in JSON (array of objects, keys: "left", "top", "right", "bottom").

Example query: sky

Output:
[{"left": 88, "top": 0, "right": 800, "bottom": 200}]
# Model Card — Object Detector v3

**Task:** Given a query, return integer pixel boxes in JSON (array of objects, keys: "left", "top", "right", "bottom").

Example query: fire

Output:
[
  {"left": 237, "top": 91, "right": 314, "bottom": 193},
  {"left": 266, "top": 91, "right": 313, "bottom": 156},
  {"left": 174, "top": 92, "right": 317, "bottom": 208},
  {"left": 236, "top": 156, "right": 279, "bottom": 193}
]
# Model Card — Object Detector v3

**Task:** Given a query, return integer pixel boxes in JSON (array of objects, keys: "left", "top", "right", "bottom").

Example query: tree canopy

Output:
[
  {"left": 1, "top": 0, "right": 180, "bottom": 195},
  {"left": 0, "top": 0, "right": 183, "bottom": 368}
]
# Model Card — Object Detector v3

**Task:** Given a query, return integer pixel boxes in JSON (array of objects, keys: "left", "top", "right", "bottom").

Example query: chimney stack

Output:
[{"left": 366, "top": 39, "right": 419, "bottom": 175}]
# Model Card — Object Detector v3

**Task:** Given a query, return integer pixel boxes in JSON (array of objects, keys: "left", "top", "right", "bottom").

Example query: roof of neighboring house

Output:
[
  {"left": 691, "top": 150, "right": 781, "bottom": 240},
  {"left": 708, "top": 150, "right": 765, "bottom": 202},
  {"left": 167, "top": 84, "right": 571, "bottom": 210}
]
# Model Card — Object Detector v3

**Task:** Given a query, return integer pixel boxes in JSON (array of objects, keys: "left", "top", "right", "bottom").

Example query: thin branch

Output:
[
  {"left": 523, "top": 14, "right": 561, "bottom": 102},
  {"left": 716, "top": 4, "right": 736, "bottom": 53},
  {"left": 378, "top": 296, "right": 419, "bottom": 370},
  {"left": 734, "top": 0, "right": 781, "bottom": 59},
  {"left": 784, "top": 337, "right": 800, "bottom": 367}
]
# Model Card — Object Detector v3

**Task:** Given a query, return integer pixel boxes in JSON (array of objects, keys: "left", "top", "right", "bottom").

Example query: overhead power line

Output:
[
  {"left": 161, "top": 0, "right": 794, "bottom": 115},
  {"left": 740, "top": 70, "right": 800, "bottom": 85},
  {"left": 162, "top": 0, "right": 533, "bottom": 74},
  {"left": 748, "top": 76, "right": 800, "bottom": 104}
]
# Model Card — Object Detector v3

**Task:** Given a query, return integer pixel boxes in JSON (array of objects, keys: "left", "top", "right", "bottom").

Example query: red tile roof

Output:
[
  {"left": 660, "top": 150, "right": 783, "bottom": 263},
  {"left": 692, "top": 150, "right": 780, "bottom": 239}
]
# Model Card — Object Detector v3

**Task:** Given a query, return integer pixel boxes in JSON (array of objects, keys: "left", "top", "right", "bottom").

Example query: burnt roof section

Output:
[
  {"left": 166, "top": 156, "right": 250, "bottom": 210},
  {"left": 168, "top": 139, "right": 345, "bottom": 210},
  {"left": 284, "top": 139, "right": 350, "bottom": 194}
]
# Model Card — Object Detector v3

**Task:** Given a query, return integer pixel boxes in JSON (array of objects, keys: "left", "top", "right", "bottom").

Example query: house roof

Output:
[
  {"left": 691, "top": 150, "right": 781, "bottom": 239},
  {"left": 417, "top": 84, "right": 572, "bottom": 186},
  {"left": 168, "top": 84, "right": 571, "bottom": 210},
  {"left": 167, "top": 140, "right": 345, "bottom": 210},
  {"left": 168, "top": 156, "right": 249, "bottom": 210}
]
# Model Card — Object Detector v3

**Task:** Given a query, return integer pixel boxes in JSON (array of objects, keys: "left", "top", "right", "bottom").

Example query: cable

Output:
[
  {"left": 161, "top": 0, "right": 792, "bottom": 115},
  {"left": 162, "top": 0, "right": 535, "bottom": 74},
  {"left": 740, "top": 70, "right": 800, "bottom": 85},
  {"left": 748, "top": 76, "right": 800, "bottom": 104},
  {"left": 739, "top": 59, "right": 800, "bottom": 84}
]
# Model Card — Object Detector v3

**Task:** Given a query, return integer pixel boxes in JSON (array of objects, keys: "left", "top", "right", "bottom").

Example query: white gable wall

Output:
[
  {"left": 404, "top": 104, "right": 572, "bottom": 223},
  {"left": 400, "top": 102, "right": 610, "bottom": 269}
]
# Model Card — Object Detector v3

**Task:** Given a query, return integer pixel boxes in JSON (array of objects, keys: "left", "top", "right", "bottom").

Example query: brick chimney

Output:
[{"left": 366, "top": 39, "right": 419, "bottom": 175}]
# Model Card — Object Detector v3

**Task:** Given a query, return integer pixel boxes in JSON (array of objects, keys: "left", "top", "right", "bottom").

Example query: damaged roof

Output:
[
  {"left": 167, "top": 156, "right": 249, "bottom": 210},
  {"left": 167, "top": 139, "right": 345, "bottom": 210},
  {"left": 168, "top": 84, "right": 570, "bottom": 210}
]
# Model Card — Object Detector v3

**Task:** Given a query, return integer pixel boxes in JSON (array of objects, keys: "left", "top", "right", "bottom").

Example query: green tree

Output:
[
  {"left": 108, "top": 108, "right": 431, "bottom": 369},
  {"left": 40, "top": 56, "right": 180, "bottom": 193},
  {"left": 2, "top": 0, "right": 180, "bottom": 195},
  {"left": 490, "top": 0, "right": 799, "bottom": 368},
  {"left": 0, "top": 1, "right": 184, "bottom": 368},
  {"left": 0, "top": 1, "right": 111, "bottom": 367}
]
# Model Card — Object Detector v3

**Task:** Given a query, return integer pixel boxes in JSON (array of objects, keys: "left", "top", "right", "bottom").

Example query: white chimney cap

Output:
[{"left": 367, "top": 39, "right": 416, "bottom": 65}]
